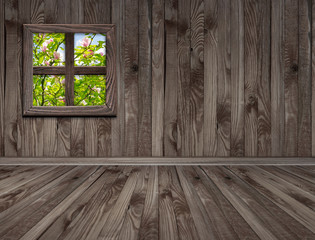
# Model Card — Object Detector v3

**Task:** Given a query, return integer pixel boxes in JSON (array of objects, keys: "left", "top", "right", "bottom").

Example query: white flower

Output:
[{"left": 82, "top": 100, "right": 87, "bottom": 105}]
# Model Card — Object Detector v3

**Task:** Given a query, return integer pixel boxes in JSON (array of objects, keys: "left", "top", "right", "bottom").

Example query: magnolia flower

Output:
[
  {"left": 92, "top": 87, "right": 101, "bottom": 93},
  {"left": 81, "top": 37, "right": 91, "bottom": 47},
  {"left": 88, "top": 50, "right": 94, "bottom": 55},
  {"left": 61, "top": 78, "right": 66, "bottom": 84},
  {"left": 53, "top": 52, "right": 61, "bottom": 60},
  {"left": 44, "top": 39, "right": 53, "bottom": 45},
  {"left": 99, "top": 52, "right": 104, "bottom": 56},
  {"left": 82, "top": 100, "right": 87, "bottom": 105},
  {"left": 41, "top": 42, "right": 47, "bottom": 52},
  {"left": 44, "top": 60, "right": 50, "bottom": 66}
]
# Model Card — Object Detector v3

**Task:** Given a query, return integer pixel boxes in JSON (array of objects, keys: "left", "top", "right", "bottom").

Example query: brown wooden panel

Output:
[
  {"left": 190, "top": 0, "right": 204, "bottom": 156},
  {"left": 0, "top": 0, "right": 4, "bottom": 156},
  {"left": 111, "top": 0, "right": 125, "bottom": 156},
  {"left": 313, "top": 0, "right": 315, "bottom": 157},
  {"left": 5, "top": 0, "right": 20, "bottom": 156},
  {"left": 244, "top": 0, "right": 259, "bottom": 156},
  {"left": 257, "top": 0, "right": 271, "bottom": 156},
  {"left": 124, "top": 0, "right": 139, "bottom": 156},
  {"left": 284, "top": 0, "right": 299, "bottom": 156},
  {"left": 177, "top": 0, "right": 191, "bottom": 156},
  {"left": 203, "top": 0, "right": 217, "bottom": 156},
  {"left": 216, "top": 0, "right": 231, "bottom": 156},
  {"left": 271, "top": 0, "right": 285, "bottom": 156},
  {"left": 230, "top": 0, "right": 244, "bottom": 156},
  {"left": 138, "top": 0, "right": 152, "bottom": 156},
  {"left": 298, "top": 0, "right": 312, "bottom": 156},
  {"left": 164, "top": 0, "right": 178, "bottom": 156},
  {"left": 151, "top": 0, "right": 164, "bottom": 156}
]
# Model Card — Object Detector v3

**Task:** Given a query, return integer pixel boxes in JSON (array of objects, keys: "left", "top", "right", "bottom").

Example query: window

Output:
[{"left": 23, "top": 24, "right": 116, "bottom": 116}]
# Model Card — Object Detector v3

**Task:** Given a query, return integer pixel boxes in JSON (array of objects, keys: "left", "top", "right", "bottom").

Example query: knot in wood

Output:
[
  {"left": 290, "top": 63, "right": 298, "bottom": 72},
  {"left": 248, "top": 95, "right": 257, "bottom": 106},
  {"left": 132, "top": 64, "right": 139, "bottom": 72}
]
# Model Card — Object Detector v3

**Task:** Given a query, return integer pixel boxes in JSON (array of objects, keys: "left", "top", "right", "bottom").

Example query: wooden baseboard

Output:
[{"left": 0, "top": 157, "right": 314, "bottom": 165}]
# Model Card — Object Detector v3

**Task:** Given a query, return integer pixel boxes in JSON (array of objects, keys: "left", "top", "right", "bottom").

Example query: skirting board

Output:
[{"left": 0, "top": 157, "right": 314, "bottom": 165}]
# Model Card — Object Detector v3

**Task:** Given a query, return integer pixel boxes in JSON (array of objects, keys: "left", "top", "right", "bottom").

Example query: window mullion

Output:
[{"left": 65, "top": 33, "right": 74, "bottom": 106}]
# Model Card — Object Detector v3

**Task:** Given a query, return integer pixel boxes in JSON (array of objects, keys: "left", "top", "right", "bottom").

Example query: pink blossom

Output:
[
  {"left": 88, "top": 50, "right": 94, "bottom": 55},
  {"left": 81, "top": 37, "right": 91, "bottom": 47},
  {"left": 44, "top": 61, "right": 50, "bottom": 66},
  {"left": 99, "top": 52, "right": 104, "bottom": 56},
  {"left": 61, "top": 78, "right": 66, "bottom": 84},
  {"left": 41, "top": 42, "right": 47, "bottom": 52},
  {"left": 92, "top": 86, "right": 101, "bottom": 93},
  {"left": 83, "top": 53, "right": 87, "bottom": 58},
  {"left": 44, "top": 39, "right": 53, "bottom": 45},
  {"left": 53, "top": 52, "right": 60, "bottom": 60}
]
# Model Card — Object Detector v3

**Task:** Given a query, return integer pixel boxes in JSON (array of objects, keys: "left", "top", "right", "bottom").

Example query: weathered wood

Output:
[
  {"left": 0, "top": 0, "right": 4, "bottom": 156},
  {"left": 230, "top": 0, "right": 244, "bottom": 157},
  {"left": 0, "top": 166, "right": 314, "bottom": 238},
  {"left": 177, "top": 0, "right": 191, "bottom": 156},
  {"left": 298, "top": 0, "right": 312, "bottom": 156},
  {"left": 312, "top": 0, "right": 315, "bottom": 156},
  {"left": 164, "top": 0, "right": 178, "bottom": 156},
  {"left": 124, "top": 0, "right": 139, "bottom": 156},
  {"left": 283, "top": 0, "right": 299, "bottom": 156},
  {"left": 271, "top": 0, "right": 285, "bottom": 156},
  {"left": 257, "top": 0, "right": 271, "bottom": 156},
  {"left": 203, "top": 0, "right": 217, "bottom": 156},
  {"left": 151, "top": 0, "right": 164, "bottom": 156}
]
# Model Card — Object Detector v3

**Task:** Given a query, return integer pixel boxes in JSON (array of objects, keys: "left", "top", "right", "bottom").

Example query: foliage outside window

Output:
[{"left": 23, "top": 24, "right": 116, "bottom": 117}]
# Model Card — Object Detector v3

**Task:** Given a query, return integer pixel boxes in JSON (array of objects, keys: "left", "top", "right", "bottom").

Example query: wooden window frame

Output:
[{"left": 23, "top": 24, "right": 116, "bottom": 117}]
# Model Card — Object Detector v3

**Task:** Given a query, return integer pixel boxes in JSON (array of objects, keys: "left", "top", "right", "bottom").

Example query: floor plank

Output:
[{"left": 0, "top": 165, "right": 313, "bottom": 239}]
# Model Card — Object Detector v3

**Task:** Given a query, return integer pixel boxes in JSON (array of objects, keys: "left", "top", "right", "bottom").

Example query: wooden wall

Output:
[{"left": 0, "top": 0, "right": 314, "bottom": 158}]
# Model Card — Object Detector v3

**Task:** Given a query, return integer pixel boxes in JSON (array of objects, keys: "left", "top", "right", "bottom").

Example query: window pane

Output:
[
  {"left": 74, "top": 33, "right": 106, "bottom": 66},
  {"left": 33, "top": 75, "right": 66, "bottom": 106},
  {"left": 33, "top": 33, "right": 65, "bottom": 66},
  {"left": 74, "top": 75, "right": 106, "bottom": 106}
]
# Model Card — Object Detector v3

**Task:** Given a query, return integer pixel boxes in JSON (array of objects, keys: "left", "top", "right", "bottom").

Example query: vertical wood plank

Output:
[
  {"left": 257, "top": 0, "right": 271, "bottom": 156},
  {"left": 124, "top": 0, "right": 139, "bottom": 156},
  {"left": 111, "top": 0, "right": 125, "bottom": 156},
  {"left": 97, "top": 0, "right": 111, "bottom": 157},
  {"left": 152, "top": 0, "right": 164, "bottom": 156},
  {"left": 0, "top": 0, "right": 4, "bottom": 156},
  {"left": 203, "top": 0, "right": 217, "bottom": 156},
  {"left": 216, "top": 0, "right": 231, "bottom": 156},
  {"left": 177, "top": 0, "right": 191, "bottom": 156},
  {"left": 70, "top": 0, "right": 85, "bottom": 157},
  {"left": 230, "top": 0, "right": 244, "bottom": 156},
  {"left": 313, "top": 0, "right": 315, "bottom": 156},
  {"left": 298, "top": 0, "right": 312, "bottom": 156},
  {"left": 271, "top": 0, "right": 285, "bottom": 156},
  {"left": 4, "top": 0, "right": 20, "bottom": 156},
  {"left": 190, "top": 0, "right": 204, "bottom": 156},
  {"left": 164, "top": 0, "right": 178, "bottom": 156},
  {"left": 284, "top": 0, "right": 299, "bottom": 156},
  {"left": 138, "top": 0, "right": 152, "bottom": 156},
  {"left": 244, "top": 0, "right": 258, "bottom": 156}
]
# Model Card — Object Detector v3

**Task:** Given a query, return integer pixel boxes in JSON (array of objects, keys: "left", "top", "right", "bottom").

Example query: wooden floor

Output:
[{"left": 0, "top": 166, "right": 314, "bottom": 239}]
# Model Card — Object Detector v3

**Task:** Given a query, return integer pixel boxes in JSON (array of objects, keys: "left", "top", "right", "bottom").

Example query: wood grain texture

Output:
[
  {"left": 124, "top": 0, "right": 139, "bottom": 156},
  {"left": 152, "top": 0, "right": 164, "bottom": 156},
  {"left": 138, "top": 0, "right": 152, "bottom": 156},
  {"left": 2, "top": 0, "right": 315, "bottom": 158},
  {"left": 5, "top": 0, "right": 20, "bottom": 156},
  {"left": 271, "top": 0, "right": 285, "bottom": 156},
  {"left": 0, "top": 0, "right": 4, "bottom": 157},
  {"left": 203, "top": 0, "right": 217, "bottom": 156},
  {"left": 313, "top": 0, "right": 315, "bottom": 157},
  {"left": 230, "top": 0, "right": 244, "bottom": 157},
  {"left": 190, "top": 0, "right": 204, "bottom": 156},
  {"left": 298, "top": 0, "right": 312, "bottom": 156},
  {"left": 164, "top": 0, "right": 178, "bottom": 156},
  {"left": 257, "top": 0, "right": 271, "bottom": 156},
  {"left": 216, "top": 0, "right": 231, "bottom": 157},
  {"left": 177, "top": 0, "right": 192, "bottom": 156},
  {"left": 284, "top": 0, "right": 299, "bottom": 156},
  {"left": 0, "top": 166, "right": 314, "bottom": 238}
]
